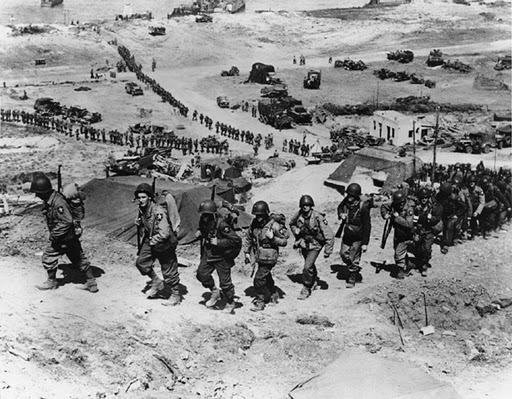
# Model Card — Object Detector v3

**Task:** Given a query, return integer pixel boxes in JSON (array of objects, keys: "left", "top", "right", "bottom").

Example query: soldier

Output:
[
  {"left": 30, "top": 174, "right": 97, "bottom": 292},
  {"left": 336, "top": 183, "right": 371, "bottom": 288},
  {"left": 466, "top": 174, "right": 485, "bottom": 239},
  {"left": 436, "top": 182, "right": 466, "bottom": 253},
  {"left": 289, "top": 195, "right": 334, "bottom": 299},
  {"left": 134, "top": 183, "right": 180, "bottom": 305},
  {"left": 243, "top": 201, "right": 289, "bottom": 311},
  {"left": 196, "top": 200, "right": 242, "bottom": 314},
  {"left": 412, "top": 188, "right": 443, "bottom": 277},
  {"left": 380, "top": 190, "right": 415, "bottom": 279}
]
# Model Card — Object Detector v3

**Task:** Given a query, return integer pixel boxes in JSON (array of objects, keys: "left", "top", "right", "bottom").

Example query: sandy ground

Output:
[{"left": 1, "top": 1, "right": 512, "bottom": 398}]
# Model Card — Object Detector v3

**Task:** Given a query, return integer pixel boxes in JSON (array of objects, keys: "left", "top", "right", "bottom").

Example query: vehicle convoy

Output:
[
  {"left": 303, "top": 70, "right": 321, "bottom": 89},
  {"left": 125, "top": 82, "right": 143, "bottom": 96},
  {"left": 258, "top": 97, "right": 312, "bottom": 129},
  {"left": 454, "top": 132, "right": 494, "bottom": 154}
]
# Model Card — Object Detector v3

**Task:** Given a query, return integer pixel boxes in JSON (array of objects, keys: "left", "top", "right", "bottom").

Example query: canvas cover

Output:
[
  {"left": 289, "top": 349, "right": 463, "bottom": 399},
  {"left": 247, "top": 62, "right": 275, "bottom": 84},
  {"left": 29, "top": 176, "right": 251, "bottom": 245},
  {"left": 325, "top": 147, "right": 422, "bottom": 192}
]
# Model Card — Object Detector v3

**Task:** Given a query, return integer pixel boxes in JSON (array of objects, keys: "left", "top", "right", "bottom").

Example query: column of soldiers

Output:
[{"left": 29, "top": 165, "right": 510, "bottom": 314}]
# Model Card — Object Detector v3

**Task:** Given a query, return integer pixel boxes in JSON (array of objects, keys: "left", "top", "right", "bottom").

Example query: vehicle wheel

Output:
[
  {"left": 465, "top": 146, "right": 473, "bottom": 154},
  {"left": 483, "top": 145, "right": 491, "bottom": 154}
]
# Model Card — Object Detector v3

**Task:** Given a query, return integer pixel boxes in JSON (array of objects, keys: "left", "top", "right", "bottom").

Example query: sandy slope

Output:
[{"left": 1, "top": 1, "right": 512, "bottom": 398}]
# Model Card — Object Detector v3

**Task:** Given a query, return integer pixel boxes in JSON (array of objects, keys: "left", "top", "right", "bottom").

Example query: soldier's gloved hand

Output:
[
  {"left": 413, "top": 215, "right": 419, "bottom": 223},
  {"left": 209, "top": 237, "right": 218, "bottom": 246},
  {"left": 244, "top": 254, "right": 251, "bottom": 264},
  {"left": 392, "top": 212, "right": 399, "bottom": 218},
  {"left": 383, "top": 213, "right": 390, "bottom": 220},
  {"left": 473, "top": 212, "right": 479, "bottom": 218},
  {"left": 339, "top": 213, "right": 348, "bottom": 220},
  {"left": 134, "top": 217, "right": 141, "bottom": 227},
  {"left": 195, "top": 230, "right": 202, "bottom": 239},
  {"left": 265, "top": 229, "right": 274, "bottom": 239},
  {"left": 361, "top": 245, "right": 368, "bottom": 253}
]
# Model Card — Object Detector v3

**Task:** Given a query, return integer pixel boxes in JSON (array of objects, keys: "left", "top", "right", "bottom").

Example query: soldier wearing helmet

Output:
[
  {"left": 380, "top": 190, "right": 415, "bottom": 279},
  {"left": 30, "top": 173, "right": 97, "bottom": 293},
  {"left": 436, "top": 181, "right": 467, "bottom": 252},
  {"left": 479, "top": 176, "right": 511, "bottom": 237},
  {"left": 134, "top": 182, "right": 181, "bottom": 306},
  {"left": 336, "top": 183, "right": 372, "bottom": 288},
  {"left": 452, "top": 177, "right": 473, "bottom": 240},
  {"left": 243, "top": 200, "right": 289, "bottom": 311},
  {"left": 412, "top": 187, "right": 443, "bottom": 276},
  {"left": 196, "top": 199, "right": 242, "bottom": 314},
  {"left": 289, "top": 195, "right": 334, "bottom": 299}
]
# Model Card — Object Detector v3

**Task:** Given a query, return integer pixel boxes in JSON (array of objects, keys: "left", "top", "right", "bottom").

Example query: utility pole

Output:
[
  {"left": 431, "top": 107, "right": 440, "bottom": 183},
  {"left": 412, "top": 119, "right": 416, "bottom": 176}
]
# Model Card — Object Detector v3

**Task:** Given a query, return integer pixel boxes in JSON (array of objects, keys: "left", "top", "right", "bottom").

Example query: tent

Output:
[
  {"left": 289, "top": 349, "right": 463, "bottom": 399},
  {"left": 325, "top": 147, "right": 422, "bottom": 193},
  {"left": 207, "top": 179, "right": 235, "bottom": 203},
  {"left": 200, "top": 158, "right": 242, "bottom": 180},
  {"left": 76, "top": 176, "right": 251, "bottom": 245},
  {"left": 247, "top": 62, "right": 275, "bottom": 84}
]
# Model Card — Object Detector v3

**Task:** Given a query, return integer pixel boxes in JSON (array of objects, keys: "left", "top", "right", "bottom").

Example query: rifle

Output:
[
  {"left": 334, "top": 219, "right": 346, "bottom": 239},
  {"left": 152, "top": 176, "right": 157, "bottom": 198},
  {"left": 136, "top": 208, "right": 143, "bottom": 255},
  {"left": 57, "top": 164, "right": 63, "bottom": 192},
  {"left": 211, "top": 184, "right": 216, "bottom": 201},
  {"left": 380, "top": 217, "right": 393, "bottom": 249}
]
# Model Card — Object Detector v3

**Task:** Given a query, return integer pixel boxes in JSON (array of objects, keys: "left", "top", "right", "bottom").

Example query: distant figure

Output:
[
  {"left": 328, "top": 56, "right": 332, "bottom": 64},
  {"left": 152, "top": 58, "right": 156, "bottom": 72},
  {"left": 293, "top": 56, "right": 297, "bottom": 65},
  {"left": 90, "top": 68, "right": 94, "bottom": 79}
]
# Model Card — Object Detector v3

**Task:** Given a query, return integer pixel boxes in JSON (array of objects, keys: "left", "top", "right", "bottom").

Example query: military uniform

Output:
[
  {"left": 412, "top": 197, "right": 443, "bottom": 275},
  {"left": 381, "top": 198, "right": 415, "bottom": 277},
  {"left": 243, "top": 215, "right": 288, "bottom": 307},
  {"left": 136, "top": 201, "right": 179, "bottom": 298},
  {"left": 289, "top": 209, "right": 334, "bottom": 295},
  {"left": 337, "top": 196, "right": 371, "bottom": 281},
  {"left": 196, "top": 215, "right": 242, "bottom": 307},
  {"left": 42, "top": 191, "right": 91, "bottom": 275}
]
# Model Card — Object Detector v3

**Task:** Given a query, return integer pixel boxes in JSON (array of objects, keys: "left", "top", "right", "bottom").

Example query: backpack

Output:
[{"left": 61, "top": 183, "right": 86, "bottom": 237}]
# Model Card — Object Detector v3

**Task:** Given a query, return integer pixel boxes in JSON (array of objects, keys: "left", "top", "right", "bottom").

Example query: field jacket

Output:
[{"left": 289, "top": 209, "right": 334, "bottom": 255}]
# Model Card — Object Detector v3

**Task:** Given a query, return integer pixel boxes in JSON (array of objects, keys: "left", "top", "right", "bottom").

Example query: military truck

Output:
[
  {"left": 387, "top": 50, "right": 414, "bottom": 63},
  {"left": 221, "top": 66, "right": 239, "bottom": 77},
  {"left": 426, "top": 49, "right": 444, "bottom": 67},
  {"left": 496, "top": 125, "right": 512, "bottom": 149},
  {"left": 258, "top": 97, "right": 311, "bottom": 129},
  {"left": 495, "top": 56, "right": 511, "bottom": 71},
  {"left": 454, "top": 132, "right": 494, "bottom": 154},
  {"left": 216, "top": 96, "right": 230, "bottom": 108},
  {"left": 303, "top": 70, "right": 321, "bottom": 89},
  {"left": 125, "top": 82, "right": 143, "bottom": 96}
]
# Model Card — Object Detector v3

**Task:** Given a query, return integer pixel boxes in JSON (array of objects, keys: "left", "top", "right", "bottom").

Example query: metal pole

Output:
[{"left": 431, "top": 107, "right": 440, "bottom": 183}]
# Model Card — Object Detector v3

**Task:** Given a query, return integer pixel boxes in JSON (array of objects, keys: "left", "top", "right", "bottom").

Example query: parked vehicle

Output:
[
  {"left": 454, "top": 132, "right": 493, "bottom": 154},
  {"left": 216, "top": 96, "right": 230, "bottom": 108},
  {"left": 125, "top": 82, "right": 143, "bottom": 96},
  {"left": 303, "top": 70, "right": 321, "bottom": 89}
]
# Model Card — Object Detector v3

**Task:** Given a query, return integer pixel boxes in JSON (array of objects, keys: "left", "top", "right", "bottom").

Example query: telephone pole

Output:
[{"left": 431, "top": 107, "right": 440, "bottom": 183}]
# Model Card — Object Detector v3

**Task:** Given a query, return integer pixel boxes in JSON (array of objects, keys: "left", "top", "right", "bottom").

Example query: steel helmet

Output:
[
  {"left": 467, "top": 174, "right": 477, "bottom": 183},
  {"left": 439, "top": 182, "right": 453, "bottom": 194},
  {"left": 417, "top": 187, "right": 431, "bottom": 199},
  {"left": 346, "top": 183, "right": 362, "bottom": 197},
  {"left": 452, "top": 177, "right": 462, "bottom": 187},
  {"left": 480, "top": 177, "right": 490, "bottom": 187},
  {"left": 198, "top": 199, "right": 217, "bottom": 214},
  {"left": 392, "top": 190, "right": 406, "bottom": 204},
  {"left": 30, "top": 174, "right": 52, "bottom": 194},
  {"left": 252, "top": 200, "right": 270, "bottom": 216},
  {"left": 134, "top": 183, "right": 153, "bottom": 198},
  {"left": 299, "top": 195, "right": 315, "bottom": 207}
]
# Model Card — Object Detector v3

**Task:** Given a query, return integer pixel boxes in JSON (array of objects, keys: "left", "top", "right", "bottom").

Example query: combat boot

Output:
[
  {"left": 297, "top": 286, "right": 310, "bottom": 300},
  {"left": 146, "top": 270, "right": 164, "bottom": 299},
  {"left": 346, "top": 272, "right": 356, "bottom": 288},
  {"left": 224, "top": 301, "right": 235, "bottom": 314},
  {"left": 36, "top": 269, "right": 58, "bottom": 291},
  {"left": 162, "top": 287, "right": 181, "bottom": 307},
  {"left": 205, "top": 288, "right": 221, "bottom": 308},
  {"left": 78, "top": 269, "right": 98, "bottom": 293},
  {"left": 251, "top": 299, "right": 265, "bottom": 312},
  {"left": 396, "top": 268, "right": 407, "bottom": 280}
]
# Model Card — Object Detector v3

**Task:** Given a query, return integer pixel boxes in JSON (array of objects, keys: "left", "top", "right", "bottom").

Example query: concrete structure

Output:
[{"left": 369, "top": 110, "right": 430, "bottom": 146}]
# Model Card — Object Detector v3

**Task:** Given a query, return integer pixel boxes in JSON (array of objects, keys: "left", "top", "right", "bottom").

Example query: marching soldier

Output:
[
  {"left": 412, "top": 187, "right": 443, "bottom": 276},
  {"left": 336, "top": 183, "right": 371, "bottom": 288},
  {"left": 243, "top": 201, "right": 289, "bottom": 311},
  {"left": 466, "top": 174, "right": 485, "bottom": 239},
  {"left": 196, "top": 200, "right": 242, "bottom": 314},
  {"left": 30, "top": 174, "right": 97, "bottom": 292},
  {"left": 436, "top": 182, "right": 466, "bottom": 253},
  {"left": 380, "top": 190, "right": 415, "bottom": 279},
  {"left": 289, "top": 195, "right": 334, "bottom": 299},
  {"left": 134, "top": 183, "right": 181, "bottom": 305}
]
